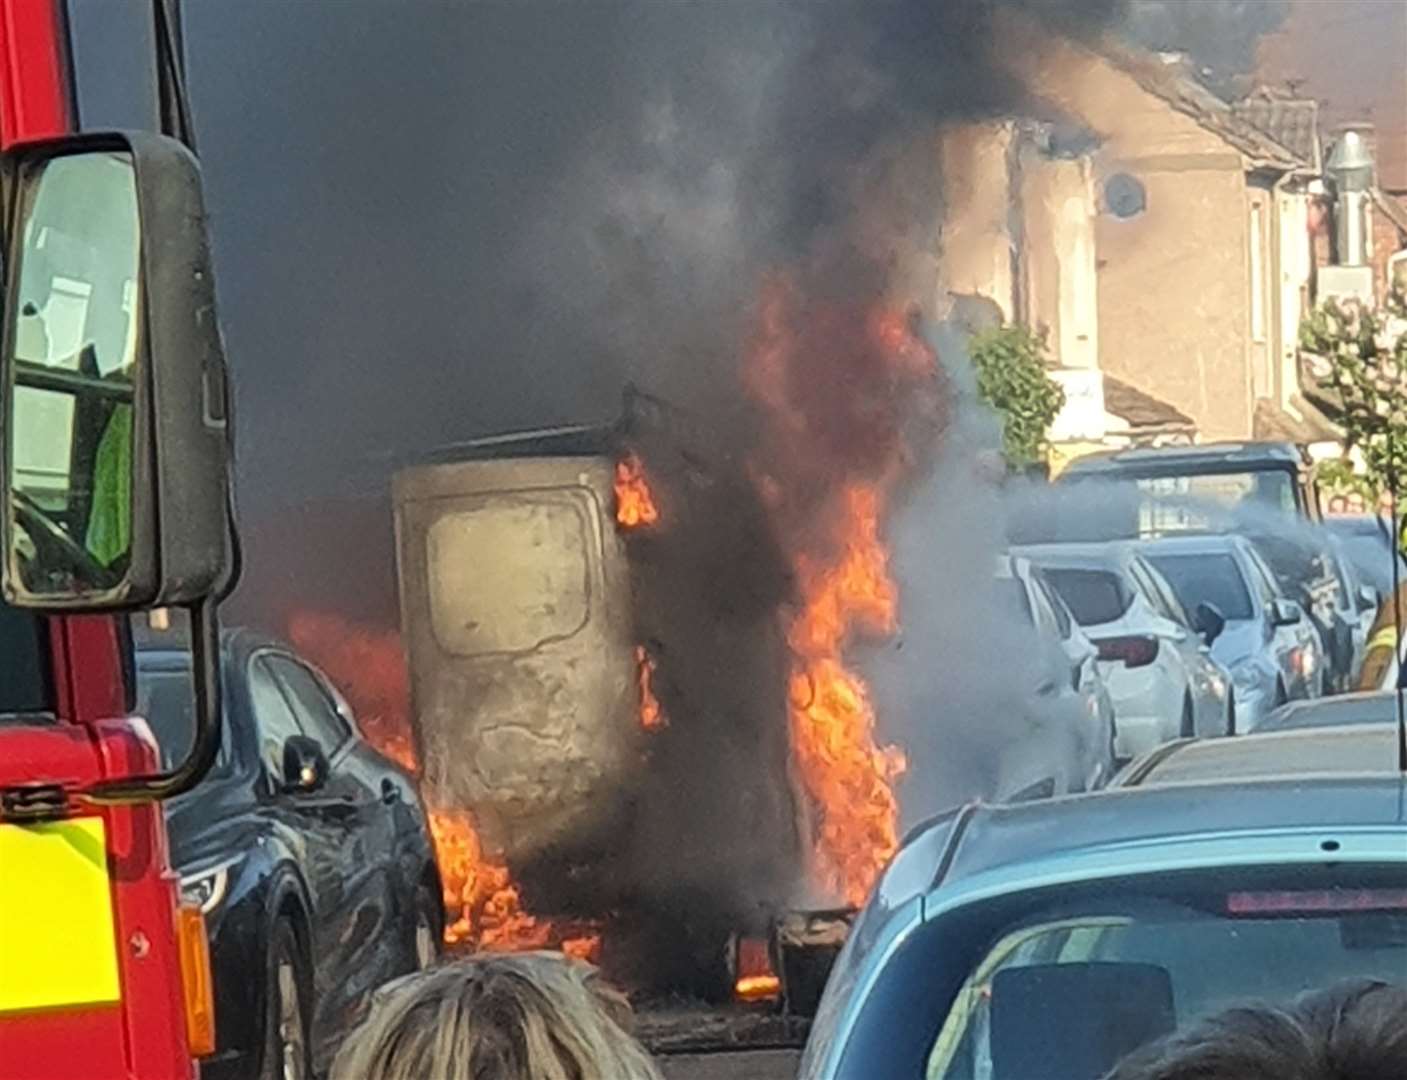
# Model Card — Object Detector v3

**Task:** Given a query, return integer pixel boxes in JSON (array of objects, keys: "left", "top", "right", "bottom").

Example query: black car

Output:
[{"left": 136, "top": 627, "right": 443, "bottom": 1080}]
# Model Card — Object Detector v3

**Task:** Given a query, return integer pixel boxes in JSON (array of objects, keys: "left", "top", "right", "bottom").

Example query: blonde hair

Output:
[{"left": 330, "top": 952, "right": 663, "bottom": 1080}]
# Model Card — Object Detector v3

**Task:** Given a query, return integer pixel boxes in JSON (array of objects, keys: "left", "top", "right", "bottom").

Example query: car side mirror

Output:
[
  {"left": 282, "top": 735, "right": 329, "bottom": 794},
  {"left": 1193, "top": 601, "right": 1226, "bottom": 645},
  {"left": 1271, "top": 598, "right": 1303, "bottom": 627},
  {"left": 1, "top": 132, "right": 230, "bottom": 611}
]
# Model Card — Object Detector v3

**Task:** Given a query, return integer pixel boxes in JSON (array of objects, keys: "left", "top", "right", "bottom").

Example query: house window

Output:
[{"left": 1249, "top": 203, "right": 1266, "bottom": 342}]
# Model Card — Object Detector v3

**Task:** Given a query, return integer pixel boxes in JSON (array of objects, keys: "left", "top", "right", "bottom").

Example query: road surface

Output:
[{"left": 658, "top": 1049, "right": 800, "bottom": 1079}]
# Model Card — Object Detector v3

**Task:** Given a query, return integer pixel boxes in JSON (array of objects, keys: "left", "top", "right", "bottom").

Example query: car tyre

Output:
[
  {"left": 1273, "top": 680, "right": 1288, "bottom": 708},
  {"left": 1225, "top": 692, "right": 1236, "bottom": 737},
  {"left": 261, "top": 919, "right": 312, "bottom": 1080},
  {"left": 1179, "top": 696, "right": 1195, "bottom": 739},
  {"left": 411, "top": 881, "right": 443, "bottom": 972}
]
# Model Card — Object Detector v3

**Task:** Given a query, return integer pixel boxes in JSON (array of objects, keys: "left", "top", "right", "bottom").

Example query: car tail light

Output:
[
  {"left": 1227, "top": 889, "right": 1407, "bottom": 915},
  {"left": 177, "top": 904, "right": 217, "bottom": 1057},
  {"left": 1095, "top": 635, "right": 1158, "bottom": 668}
]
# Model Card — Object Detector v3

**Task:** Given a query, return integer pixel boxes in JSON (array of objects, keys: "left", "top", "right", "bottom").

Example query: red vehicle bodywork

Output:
[{"left": 0, "top": 3, "right": 196, "bottom": 1077}]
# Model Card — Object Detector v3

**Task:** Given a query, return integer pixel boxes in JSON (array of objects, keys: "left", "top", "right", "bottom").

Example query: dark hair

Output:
[{"left": 1104, "top": 979, "right": 1407, "bottom": 1080}]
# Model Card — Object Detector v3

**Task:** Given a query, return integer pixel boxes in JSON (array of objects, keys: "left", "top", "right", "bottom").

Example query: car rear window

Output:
[
  {"left": 925, "top": 897, "right": 1407, "bottom": 1080},
  {"left": 1144, "top": 553, "right": 1253, "bottom": 621},
  {"left": 820, "top": 869, "right": 1407, "bottom": 1080},
  {"left": 1041, "top": 568, "right": 1131, "bottom": 627}
]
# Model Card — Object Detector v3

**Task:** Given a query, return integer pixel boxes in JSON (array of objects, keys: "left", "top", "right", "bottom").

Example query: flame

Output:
[
  {"left": 744, "top": 283, "right": 934, "bottom": 908},
  {"left": 733, "top": 937, "right": 781, "bottom": 1002},
  {"left": 290, "top": 610, "right": 600, "bottom": 956},
  {"left": 784, "top": 488, "right": 907, "bottom": 906},
  {"left": 635, "top": 645, "right": 666, "bottom": 730},
  {"left": 614, "top": 453, "right": 660, "bottom": 528}
]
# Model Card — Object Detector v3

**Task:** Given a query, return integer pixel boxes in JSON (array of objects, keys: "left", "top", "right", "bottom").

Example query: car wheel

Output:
[
  {"left": 1225, "top": 692, "right": 1236, "bottom": 737},
  {"left": 411, "top": 882, "right": 442, "bottom": 972},
  {"left": 1179, "top": 696, "right": 1194, "bottom": 739},
  {"left": 261, "top": 919, "right": 311, "bottom": 1080},
  {"left": 1273, "top": 680, "right": 1288, "bottom": 708}
]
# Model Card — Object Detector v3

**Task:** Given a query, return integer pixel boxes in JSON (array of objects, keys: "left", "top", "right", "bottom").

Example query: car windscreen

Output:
[
  {"left": 819, "top": 867, "right": 1407, "bottom": 1080},
  {"left": 1143, "top": 553, "right": 1254, "bottom": 621},
  {"left": 1040, "top": 567, "right": 1131, "bottom": 627}
]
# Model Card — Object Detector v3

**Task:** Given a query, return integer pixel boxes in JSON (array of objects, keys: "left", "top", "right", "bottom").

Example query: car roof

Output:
[
  {"left": 1121, "top": 724, "right": 1404, "bottom": 786},
  {"left": 916, "top": 732, "right": 1406, "bottom": 890},
  {"left": 134, "top": 627, "right": 299, "bottom": 672},
  {"left": 1136, "top": 533, "right": 1250, "bottom": 557},
  {"left": 1061, "top": 442, "right": 1304, "bottom": 475},
  {"left": 1012, "top": 541, "right": 1139, "bottom": 571},
  {"left": 1325, "top": 514, "right": 1392, "bottom": 537},
  {"left": 1258, "top": 692, "right": 1399, "bottom": 732},
  {"left": 925, "top": 767, "right": 1406, "bottom": 895}
]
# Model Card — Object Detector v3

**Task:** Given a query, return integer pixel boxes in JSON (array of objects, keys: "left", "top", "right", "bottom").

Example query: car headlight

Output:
[{"left": 179, "top": 856, "right": 240, "bottom": 915}]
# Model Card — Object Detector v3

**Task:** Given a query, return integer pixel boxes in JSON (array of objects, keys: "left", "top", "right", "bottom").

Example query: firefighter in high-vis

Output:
[{"left": 1357, "top": 518, "right": 1405, "bottom": 691}]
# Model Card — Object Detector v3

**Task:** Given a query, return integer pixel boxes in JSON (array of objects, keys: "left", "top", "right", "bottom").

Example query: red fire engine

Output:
[{"left": 0, "top": 1, "right": 234, "bottom": 1077}]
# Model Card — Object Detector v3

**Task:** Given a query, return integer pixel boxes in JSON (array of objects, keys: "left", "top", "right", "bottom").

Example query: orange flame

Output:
[
  {"left": 290, "top": 610, "right": 599, "bottom": 957},
  {"left": 785, "top": 488, "right": 907, "bottom": 907},
  {"left": 744, "top": 284, "right": 933, "bottom": 908},
  {"left": 635, "top": 645, "right": 666, "bottom": 731},
  {"left": 734, "top": 937, "right": 781, "bottom": 1002},
  {"left": 614, "top": 453, "right": 660, "bottom": 528}
]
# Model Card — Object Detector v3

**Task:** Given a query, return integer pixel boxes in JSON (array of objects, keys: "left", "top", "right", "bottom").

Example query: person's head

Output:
[
  {"left": 330, "top": 952, "right": 664, "bottom": 1080},
  {"left": 1328, "top": 494, "right": 1348, "bottom": 514},
  {"left": 1103, "top": 979, "right": 1407, "bottom": 1080},
  {"left": 1346, "top": 491, "right": 1367, "bottom": 514}
]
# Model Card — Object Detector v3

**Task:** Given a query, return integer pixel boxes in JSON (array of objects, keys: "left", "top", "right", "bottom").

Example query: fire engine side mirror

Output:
[{"left": 0, "top": 132, "right": 230, "bottom": 611}]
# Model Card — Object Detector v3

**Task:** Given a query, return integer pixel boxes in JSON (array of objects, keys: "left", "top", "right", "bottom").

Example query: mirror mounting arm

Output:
[{"left": 81, "top": 596, "right": 221, "bottom": 805}]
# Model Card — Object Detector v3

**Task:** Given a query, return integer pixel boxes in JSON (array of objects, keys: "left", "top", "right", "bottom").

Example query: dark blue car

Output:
[{"left": 137, "top": 627, "right": 442, "bottom": 1080}]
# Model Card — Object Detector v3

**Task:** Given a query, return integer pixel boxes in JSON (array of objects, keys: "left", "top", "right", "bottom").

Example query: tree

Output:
[
  {"left": 967, "top": 324, "right": 1066, "bottom": 469},
  {"left": 1299, "top": 292, "right": 1407, "bottom": 499}
]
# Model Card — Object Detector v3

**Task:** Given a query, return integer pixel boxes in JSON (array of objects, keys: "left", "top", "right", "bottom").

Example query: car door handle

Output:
[{"left": 380, "top": 779, "right": 401, "bottom": 806}]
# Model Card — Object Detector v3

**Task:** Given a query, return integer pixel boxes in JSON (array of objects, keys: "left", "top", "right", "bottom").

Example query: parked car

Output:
[
  {"left": 1245, "top": 530, "right": 1359, "bottom": 695},
  {"left": 1048, "top": 442, "right": 1345, "bottom": 688},
  {"left": 1325, "top": 514, "right": 1405, "bottom": 599},
  {"left": 1260, "top": 690, "right": 1399, "bottom": 732},
  {"left": 1016, "top": 542, "right": 1233, "bottom": 754},
  {"left": 136, "top": 628, "right": 444, "bottom": 1080},
  {"left": 1323, "top": 532, "right": 1380, "bottom": 687},
  {"left": 987, "top": 555, "right": 1116, "bottom": 799},
  {"left": 1139, "top": 534, "right": 1323, "bottom": 731},
  {"left": 799, "top": 724, "right": 1407, "bottom": 1080}
]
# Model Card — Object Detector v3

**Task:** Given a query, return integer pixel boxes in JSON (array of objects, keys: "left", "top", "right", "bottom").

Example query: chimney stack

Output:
[{"left": 1326, "top": 124, "right": 1377, "bottom": 267}]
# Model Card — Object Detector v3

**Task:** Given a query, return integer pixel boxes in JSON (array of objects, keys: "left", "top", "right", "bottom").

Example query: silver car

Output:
[{"left": 1140, "top": 534, "right": 1324, "bottom": 732}]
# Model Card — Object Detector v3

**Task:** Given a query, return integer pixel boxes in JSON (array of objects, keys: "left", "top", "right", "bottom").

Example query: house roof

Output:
[
  {"left": 1094, "top": 38, "right": 1308, "bottom": 172},
  {"left": 1231, "top": 86, "right": 1322, "bottom": 173},
  {"left": 1372, "top": 187, "right": 1407, "bottom": 239},
  {"left": 1252, "top": 396, "right": 1341, "bottom": 444},
  {"left": 1101, "top": 374, "right": 1195, "bottom": 431}
]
